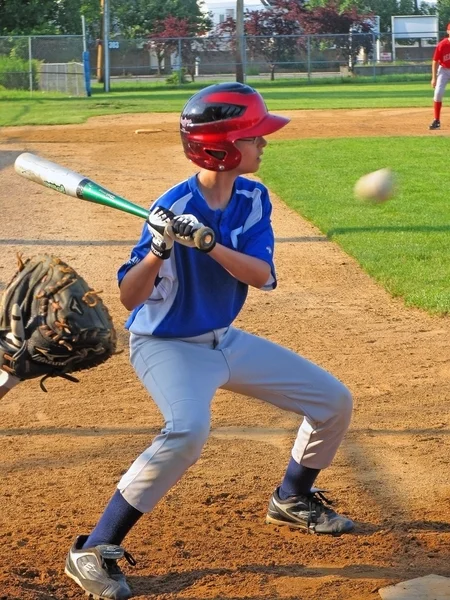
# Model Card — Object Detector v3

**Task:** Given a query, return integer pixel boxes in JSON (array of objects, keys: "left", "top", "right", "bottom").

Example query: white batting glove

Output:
[
  {"left": 147, "top": 206, "right": 175, "bottom": 260},
  {"left": 169, "top": 214, "right": 201, "bottom": 249},
  {"left": 5, "top": 303, "right": 25, "bottom": 349}
]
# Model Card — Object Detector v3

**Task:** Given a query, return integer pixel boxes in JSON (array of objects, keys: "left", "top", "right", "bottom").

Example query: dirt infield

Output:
[{"left": 1, "top": 107, "right": 450, "bottom": 600}]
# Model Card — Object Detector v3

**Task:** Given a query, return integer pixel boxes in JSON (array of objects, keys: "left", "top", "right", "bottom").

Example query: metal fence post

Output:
[
  {"left": 103, "top": 0, "right": 110, "bottom": 91},
  {"left": 307, "top": 35, "right": 311, "bottom": 80},
  {"left": 372, "top": 32, "right": 376, "bottom": 81},
  {"left": 178, "top": 37, "right": 182, "bottom": 84},
  {"left": 81, "top": 15, "right": 91, "bottom": 96},
  {"left": 28, "top": 36, "right": 33, "bottom": 93},
  {"left": 242, "top": 33, "right": 247, "bottom": 83}
]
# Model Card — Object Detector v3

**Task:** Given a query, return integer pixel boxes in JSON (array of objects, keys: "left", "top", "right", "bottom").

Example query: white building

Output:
[{"left": 203, "top": 1, "right": 264, "bottom": 27}]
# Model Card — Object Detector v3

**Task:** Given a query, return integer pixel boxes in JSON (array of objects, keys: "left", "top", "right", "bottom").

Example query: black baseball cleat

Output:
[
  {"left": 429, "top": 119, "right": 441, "bottom": 130},
  {"left": 65, "top": 535, "right": 136, "bottom": 600},
  {"left": 266, "top": 487, "right": 355, "bottom": 535}
]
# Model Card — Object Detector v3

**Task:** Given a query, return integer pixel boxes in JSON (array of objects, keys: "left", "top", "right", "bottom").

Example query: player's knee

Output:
[
  {"left": 175, "top": 422, "right": 210, "bottom": 465},
  {"left": 334, "top": 383, "right": 353, "bottom": 426}
]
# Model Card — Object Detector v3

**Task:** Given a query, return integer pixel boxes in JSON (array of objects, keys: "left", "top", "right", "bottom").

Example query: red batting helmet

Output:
[{"left": 180, "top": 82, "right": 290, "bottom": 171}]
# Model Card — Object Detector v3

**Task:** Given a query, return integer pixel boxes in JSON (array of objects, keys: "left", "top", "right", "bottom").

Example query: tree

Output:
[
  {"left": 437, "top": 0, "right": 450, "bottom": 31},
  {"left": 115, "top": 0, "right": 208, "bottom": 38},
  {"left": 302, "top": 2, "right": 374, "bottom": 70},
  {"left": 0, "top": 0, "right": 101, "bottom": 35},
  {"left": 0, "top": 0, "right": 55, "bottom": 35},
  {"left": 146, "top": 14, "right": 213, "bottom": 81},
  {"left": 420, "top": 1, "right": 436, "bottom": 16},
  {"left": 305, "top": 0, "right": 434, "bottom": 33},
  {"left": 216, "top": 0, "right": 306, "bottom": 80},
  {"left": 56, "top": 0, "right": 102, "bottom": 36}
]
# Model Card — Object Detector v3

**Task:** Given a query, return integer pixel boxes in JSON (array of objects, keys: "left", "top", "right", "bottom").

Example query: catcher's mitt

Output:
[{"left": 0, "top": 254, "right": 116, "bottom": 391}]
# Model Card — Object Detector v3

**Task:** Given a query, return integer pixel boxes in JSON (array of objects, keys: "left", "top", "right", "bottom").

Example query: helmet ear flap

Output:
[{"left": 182, "top": 138, "right": 242, "bottom": 172}]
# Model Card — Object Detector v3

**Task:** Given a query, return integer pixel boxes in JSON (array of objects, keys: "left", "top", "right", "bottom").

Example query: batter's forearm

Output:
[
  {"left": 208, "top": 243, "right": 271, "bottom": 289},
  {"left": 119, "top": 252, "right": 162, "bottom": 310}
]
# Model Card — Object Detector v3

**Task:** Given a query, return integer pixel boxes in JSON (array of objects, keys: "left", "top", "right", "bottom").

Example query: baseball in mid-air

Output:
[{"left": 354, "top": 168, "right": 395, "bottom": 204}]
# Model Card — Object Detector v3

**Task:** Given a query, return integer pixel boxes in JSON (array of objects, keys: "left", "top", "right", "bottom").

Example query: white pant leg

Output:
[
  {"left": 118, "top": 332, "right": 230, "bottom": 512},
  {"left": 219, "top": 327, "right": 353, "bottom": 469},
  {"left": 434, "top": 66, "right": 450, "bottom": 102}
]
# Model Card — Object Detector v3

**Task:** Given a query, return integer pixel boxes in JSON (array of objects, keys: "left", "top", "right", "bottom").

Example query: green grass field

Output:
[
  {"left": 0, "top": 77, "right": 433, "bottom": 127},
  {"left": 2, "top": 76, "right": 447, "bottom": 315},
  {"left": 260, "top": 137, "right": 450, "bottom": 314}
]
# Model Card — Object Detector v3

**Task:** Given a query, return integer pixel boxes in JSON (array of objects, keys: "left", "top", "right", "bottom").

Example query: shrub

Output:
[
  {"left": 0, "top": 56, "right": 40, "bottom": 89},
  {"left": 166, "top": 67, "right": 187, "bottom": 84},
  {"left": 246, "top": 65, "right": 260, "bottom": 76}
]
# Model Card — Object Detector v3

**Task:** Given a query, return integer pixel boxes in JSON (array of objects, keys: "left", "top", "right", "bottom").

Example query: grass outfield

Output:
[
  {"left": 0, "top": 77, "right": 433, "bottom": 127},
  {"left": 259, "top": 136, "right": 450, "bottom": 315}
]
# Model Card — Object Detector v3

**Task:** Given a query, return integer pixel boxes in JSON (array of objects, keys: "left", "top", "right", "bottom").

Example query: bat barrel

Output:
[
  {"left": 15, "top": 152, "right": 85, "bottom": 197},
  {"left": 14, "top": 152, "right": 150, "bottom": 220}
]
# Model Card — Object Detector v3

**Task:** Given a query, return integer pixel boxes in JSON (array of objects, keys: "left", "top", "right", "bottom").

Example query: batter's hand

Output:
[
  {"left": 147, "top": 206, "right": 175, "bottom": 260},
  {"left": 169, "top": 215, "right": 215, "bottom": 252}
]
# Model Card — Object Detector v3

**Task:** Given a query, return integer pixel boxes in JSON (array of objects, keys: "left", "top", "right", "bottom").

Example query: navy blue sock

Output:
[
  {"left": 82, "top": 489, "right": 143, "bottom": 548},
  {"left": 279, "top": 457, "right": 320, "bottom": 500}
]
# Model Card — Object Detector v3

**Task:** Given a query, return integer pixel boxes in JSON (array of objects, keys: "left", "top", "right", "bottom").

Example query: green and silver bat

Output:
[{"left": 14, "top": 152, "right": 215, "bottom": 252}]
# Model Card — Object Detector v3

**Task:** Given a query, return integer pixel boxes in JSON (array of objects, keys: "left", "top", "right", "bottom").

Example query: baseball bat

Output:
[{"left": 14, "top": 152, "right": 215, "bottom": 252}]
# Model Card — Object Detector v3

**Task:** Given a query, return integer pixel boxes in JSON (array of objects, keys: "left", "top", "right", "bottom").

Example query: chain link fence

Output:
[
  {"left": 105, "top": 31, "right": 438, "bottom": 83},
  {"left": 0, "top": 35, "right": 85, "bottom": 94},
  {"left": 0, "top": 30, "right": 441, "bottom": 93}
]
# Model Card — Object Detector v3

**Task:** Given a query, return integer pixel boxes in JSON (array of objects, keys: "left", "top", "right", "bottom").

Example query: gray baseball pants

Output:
[
  {"left": 118, "top": 326, "right": 353, "bottom": 513},
  {"left": 434, "top": 65, "right": 450, "bottom": 102}
]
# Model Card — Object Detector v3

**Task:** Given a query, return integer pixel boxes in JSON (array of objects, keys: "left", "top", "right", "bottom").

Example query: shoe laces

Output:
[
  {"left": 304, "top": 490, "right": 334, "bottom": 529},
  {"left": 104, "top": 550, "right": 137, "bottom": 575}
]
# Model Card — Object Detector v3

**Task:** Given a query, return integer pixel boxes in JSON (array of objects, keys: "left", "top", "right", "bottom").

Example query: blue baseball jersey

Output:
[{"left": 117, "top": 174, "right": 277, "bottom": 337}]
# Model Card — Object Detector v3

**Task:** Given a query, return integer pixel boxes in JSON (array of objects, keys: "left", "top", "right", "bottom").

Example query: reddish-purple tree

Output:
[
  {"left": 216, "top": 0, "right": 307, "bottom": 80},
  {"left": 146, "top": 15, "right": 212, "bottom": 82},
  {"left": 301, "top": 2, "right": 374, "bottom": 70}
]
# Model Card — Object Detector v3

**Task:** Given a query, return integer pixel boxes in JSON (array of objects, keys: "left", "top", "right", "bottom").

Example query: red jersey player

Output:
[{"left": 430, "top": 23, "right": 450, "bottom": 130}]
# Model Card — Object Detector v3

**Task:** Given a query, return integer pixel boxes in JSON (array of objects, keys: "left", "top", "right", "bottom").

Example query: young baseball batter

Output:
[
  {"left": 65, "top": 83, "right": 354, "bottom": 600},
  {"left": 429, "top": 23, "right": 450, "bottom": 130}
]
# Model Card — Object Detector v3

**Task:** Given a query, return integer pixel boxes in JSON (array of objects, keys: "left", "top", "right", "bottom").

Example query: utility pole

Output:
[
  {"left": 103, "top": 0, "right": 110, "bottom": 92},
  {"left": 97, "top": 0, "right": 104, "bottom": 83},
  {"left": 236, "top": 0, "right": 244, "bottom": 83},
  {"left": 97, "top": 0, "right": 110, "bottom": 90}
]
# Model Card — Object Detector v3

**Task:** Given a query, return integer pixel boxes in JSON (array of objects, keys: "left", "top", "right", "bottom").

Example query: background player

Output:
[
  {"left": 65, "top": 83, "right": 355, "bottom": 600},
  {"left": 429, "top": 22, "right": 450, "bottom": 130}
]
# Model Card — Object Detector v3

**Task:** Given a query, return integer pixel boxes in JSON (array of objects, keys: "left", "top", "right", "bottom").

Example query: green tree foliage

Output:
[
  {"left": 56, "top": 0, "right": 101, "bottom": 35},
  {"left": 304, "top": 0, "right": 433, "bottom": 32},
  {"left": 0, "top": 0, "right": 207, "bottom": 38},
  {"left": 0, "top": 0, "right": 101, "bottom": 36},
  {"left": 114, "top": 0, "right": 208, "bottom": 38},
  {"left": 437, "top": 0, "right": 450, "bottom": 31},
  {"left": 0, "top": 0, "right": 57, "bottom": 35}
]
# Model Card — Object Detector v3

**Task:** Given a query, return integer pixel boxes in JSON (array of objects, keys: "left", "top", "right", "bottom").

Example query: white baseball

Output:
[{"left": 354, "top": 168, "right": 395, "bottom": 204}]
